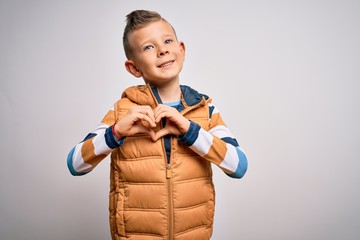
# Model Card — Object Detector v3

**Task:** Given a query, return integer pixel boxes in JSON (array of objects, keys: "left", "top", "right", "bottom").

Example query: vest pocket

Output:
[
  {"left": 206, "top": 181, "right": 215, "bottom": 226},
  {"left": 113, "top": 188, "right": 126, "bottom": 237}
]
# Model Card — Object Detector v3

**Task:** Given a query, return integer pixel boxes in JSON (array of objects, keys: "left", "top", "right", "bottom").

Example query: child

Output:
[{"left": 67, "top": 9, "right": 248, "bottom": 240}]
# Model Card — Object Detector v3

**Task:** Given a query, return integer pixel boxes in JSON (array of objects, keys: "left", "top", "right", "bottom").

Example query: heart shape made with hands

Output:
[
  {"left": 141, "top": 117, "right": 183, "bottom": 142},
  {"left": 116, "top": 104, "right": 189, "bottom": 142}
]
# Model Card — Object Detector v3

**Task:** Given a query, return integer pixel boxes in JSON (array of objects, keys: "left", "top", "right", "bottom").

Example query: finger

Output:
[
  {"left": 154, "top": 106, "right": 174, "bottom": 123},
  {"left": 155, "top": 110, "right": 179, "bottom": 124},
  {"left": 131, "top": 111, "right": 156, "bottom": 127},
  {"left": 152, "top": 127, "right": 170, "bottom": 141},
  {"left": 153, "top": 104, "right": 168, "bottom": 116},
  {"left": 142, "top": 106, "right": 156, "bottom": 122},
  {"left": 142, "top": 108, "right": 157, "bottom": 127},
  {"left": 134, "top": 123, "right": 156, "bottom": 139},
  {"left": 132, "top": 106, "right": 156, "bottom": 124}
]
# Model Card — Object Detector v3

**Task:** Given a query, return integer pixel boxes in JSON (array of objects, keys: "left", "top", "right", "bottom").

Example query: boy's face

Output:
[{"left": 125, "top": 20, "right": 185, "bottom": 86}]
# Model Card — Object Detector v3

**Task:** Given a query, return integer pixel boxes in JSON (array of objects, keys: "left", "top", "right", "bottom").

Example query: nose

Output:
[{"left": 158, "top": 45, "right": 169, "bottom": 57}]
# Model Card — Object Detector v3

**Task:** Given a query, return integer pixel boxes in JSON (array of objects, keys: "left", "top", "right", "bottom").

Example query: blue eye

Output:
[
  {"left": 164, "top": 39, "right": 172, "bottom": 44},
  {"left": 144, "top": 45, "right": 154, "bottom": 51}
]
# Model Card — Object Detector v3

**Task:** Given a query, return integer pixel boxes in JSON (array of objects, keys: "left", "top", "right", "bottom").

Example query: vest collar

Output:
[{"left": 121, "top": 84, "right": 210, "bottom": 109}]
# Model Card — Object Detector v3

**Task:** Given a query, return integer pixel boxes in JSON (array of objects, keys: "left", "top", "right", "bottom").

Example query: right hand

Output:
[{"left": 113, "top": 105, "right": 157, "bottom": 139}]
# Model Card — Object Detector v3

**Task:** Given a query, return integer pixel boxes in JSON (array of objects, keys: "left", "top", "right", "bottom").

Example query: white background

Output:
[{"left": 1, "top": 0, "right": 360, "bottom": 239}]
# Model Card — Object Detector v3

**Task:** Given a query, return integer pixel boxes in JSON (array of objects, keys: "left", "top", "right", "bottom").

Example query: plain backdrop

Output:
[{"left": 1, "top": 0, "right": 360, "bottom": 239}]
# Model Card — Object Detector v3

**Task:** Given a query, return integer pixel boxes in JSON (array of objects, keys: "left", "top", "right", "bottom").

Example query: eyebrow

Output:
[
  {"left": 138, "top": 33, "right": 176, "bottom": 48},
  {"left": 163, "top": 34, "right": 175, "bottom": 38}
]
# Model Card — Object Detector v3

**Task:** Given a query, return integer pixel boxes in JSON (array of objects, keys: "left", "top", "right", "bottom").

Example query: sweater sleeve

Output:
[
  {"left": 178, "top": 103, "right": 248, "bottom": 179},
  {"left": 67, "top": 108, "right": 124, "bottom": 176}
]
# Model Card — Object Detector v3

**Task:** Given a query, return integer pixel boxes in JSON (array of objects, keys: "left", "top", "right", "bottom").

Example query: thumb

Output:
[
  {"left": 152, "top": 128, "right": 170, "bottom": 142},
  {"left": 134, "top": 124, "right": 156, "bottom": 140}
]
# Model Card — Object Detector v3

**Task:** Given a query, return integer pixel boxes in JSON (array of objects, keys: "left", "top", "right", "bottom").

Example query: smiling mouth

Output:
[{"left": 158, "top": 60, "right": 174, "bottom": 68}]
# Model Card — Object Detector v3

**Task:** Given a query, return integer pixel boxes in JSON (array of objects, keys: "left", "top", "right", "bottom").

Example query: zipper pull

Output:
[{"left": 166, "top": 164, "right": 172, "bottom": 179}]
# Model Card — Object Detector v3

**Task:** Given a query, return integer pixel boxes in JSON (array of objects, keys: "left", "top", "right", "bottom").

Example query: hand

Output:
[
  {"left": 114, "top": 105, "right": 157, "bottom": 139},
  {"left": 153, "top": 104, "right": 190, "bottom": 141}
]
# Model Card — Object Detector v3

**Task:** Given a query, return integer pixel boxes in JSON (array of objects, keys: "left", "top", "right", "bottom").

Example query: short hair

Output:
[{"left": 123, "top": 10, "right": 176, "bottom": 59}]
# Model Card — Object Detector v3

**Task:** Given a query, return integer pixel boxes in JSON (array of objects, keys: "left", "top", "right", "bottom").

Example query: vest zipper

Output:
[
  {"left": 164, "top": 132, "right": 173, "bottom": 239},
  {"left": 167, "top": 166, "right": 173, "bottom": 240},
  {"left": 167, "top": 135, "right": 174, "bottom": 240},
  {"left": 160, "top": 130, "right": 173, "bottom": 240},
  {"left": 166, "top": 163, "right": 172, "bottom": 179},
  {"left": 147, "top": 85, "right": 178, "bottom": 239}
]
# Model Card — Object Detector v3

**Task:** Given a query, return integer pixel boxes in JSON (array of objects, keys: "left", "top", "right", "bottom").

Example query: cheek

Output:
[
  {"left": 176, "top": 49, "right": 185, "bottom": 59},
  {"left": 143, "top": 56, "right": 156, "bottom": 66},
  {"left": 178, "top": 53, "right": 185, "bottom": 62},
  {"left": 138, "top": 60, "right": 152, "bottom": 70}
]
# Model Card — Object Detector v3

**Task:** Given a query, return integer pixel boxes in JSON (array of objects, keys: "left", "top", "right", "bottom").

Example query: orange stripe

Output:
[
  {"left": 219, "top": 166, "right": 233, "bottom": 175},
  {"left": 81, "top": 139, "right": 107, "bottom": 167},
  {"left": 204, "top": 136, "right": 227, "bottom": 166}
]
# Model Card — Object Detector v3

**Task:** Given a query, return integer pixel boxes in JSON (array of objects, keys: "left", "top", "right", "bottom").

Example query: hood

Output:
[{"left": 121, "top": 84, "right": 210, "bottom": 108}]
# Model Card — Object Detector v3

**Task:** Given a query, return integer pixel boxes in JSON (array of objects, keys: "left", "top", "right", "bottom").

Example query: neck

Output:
[{"left": 156, "top": 82, "right": 181, "bottom": 103}]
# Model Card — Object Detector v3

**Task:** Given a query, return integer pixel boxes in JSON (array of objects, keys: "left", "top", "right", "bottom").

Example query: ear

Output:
[
  {"left": 179, "top": 41, "right": 186, "bottom": 59},
  {"left": 125, "top": 60, "right": 143, "bottom": 78}
]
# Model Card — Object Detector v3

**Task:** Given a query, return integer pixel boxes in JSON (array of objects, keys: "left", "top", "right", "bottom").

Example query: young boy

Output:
[{"left": 67, "top": 10, "right": 248, "bottom": 240}]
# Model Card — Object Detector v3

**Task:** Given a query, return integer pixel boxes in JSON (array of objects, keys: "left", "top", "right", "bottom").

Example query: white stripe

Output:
[
  {"left": 93, "top": 123, "right": 110, "bottom": 135},
  {"left": 72, "top": 142, "right": 93, "bottom": 172},
  {"left": 190, "top": 128, "right": 213, "bottom": 157},
  {"left": 209, "top": 125, "right": 235, "bottom": 139},
  {"left": 219, "top": 143, "right": 239, "bottom": 172},
  {"left": 92, "top": 131, "right": 113, "bottom": 155}
]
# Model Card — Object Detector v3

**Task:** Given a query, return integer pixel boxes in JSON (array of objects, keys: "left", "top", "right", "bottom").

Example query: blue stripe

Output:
[
  {"left": 226, "top": 147, "right": 248, "bottom": 179},
  {"left": 178, "top": 121, "right": 200, "bottom": 146},
  {"left": 83, "top": 133, "right": 97, "bottom": 142},
  {"left": 67, "top": 147, "right": 88, "bottom": 176},
  {"left": 164, "top": 100, "right": 181, "bottom": 107},
  {"left": 221, "top": 137, "right": 239, "bottom": 147},
  {"left": 105, "top": 126, "right": 123, "bottom": 149}
]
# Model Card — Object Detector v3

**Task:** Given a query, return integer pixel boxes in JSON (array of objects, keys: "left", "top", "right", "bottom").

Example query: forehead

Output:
[{"left": 130, "top": 20, "right": 176, "bottom": 45}]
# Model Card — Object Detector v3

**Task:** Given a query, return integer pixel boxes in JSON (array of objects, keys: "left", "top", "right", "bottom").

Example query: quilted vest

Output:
[{"left": 109, "top": 85, "right": 215, "bottom": 240}]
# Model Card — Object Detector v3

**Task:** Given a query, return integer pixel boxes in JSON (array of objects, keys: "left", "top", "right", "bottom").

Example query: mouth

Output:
[{"left": 158, "top": 60, "right": 174, "bottom": 68}]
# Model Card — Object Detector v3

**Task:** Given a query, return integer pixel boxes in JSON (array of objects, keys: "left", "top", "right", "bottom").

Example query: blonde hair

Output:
[{"left": 123, "top": 10, "right": 176, "bottom": 59}]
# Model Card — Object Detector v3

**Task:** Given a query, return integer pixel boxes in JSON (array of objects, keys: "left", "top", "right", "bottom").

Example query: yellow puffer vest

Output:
[{"left": 109, "top": 85, "right": 215, "bottom": 240}]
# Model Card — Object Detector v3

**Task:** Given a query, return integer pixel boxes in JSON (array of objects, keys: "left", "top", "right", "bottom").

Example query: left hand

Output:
[{"left": 152, "top": 104, "right": 190, "bottom": 141}]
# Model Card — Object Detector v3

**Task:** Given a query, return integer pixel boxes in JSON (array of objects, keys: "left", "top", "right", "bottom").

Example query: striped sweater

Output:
[{"left": 67, "top": 85, "right": 248, "bottom": 179}]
